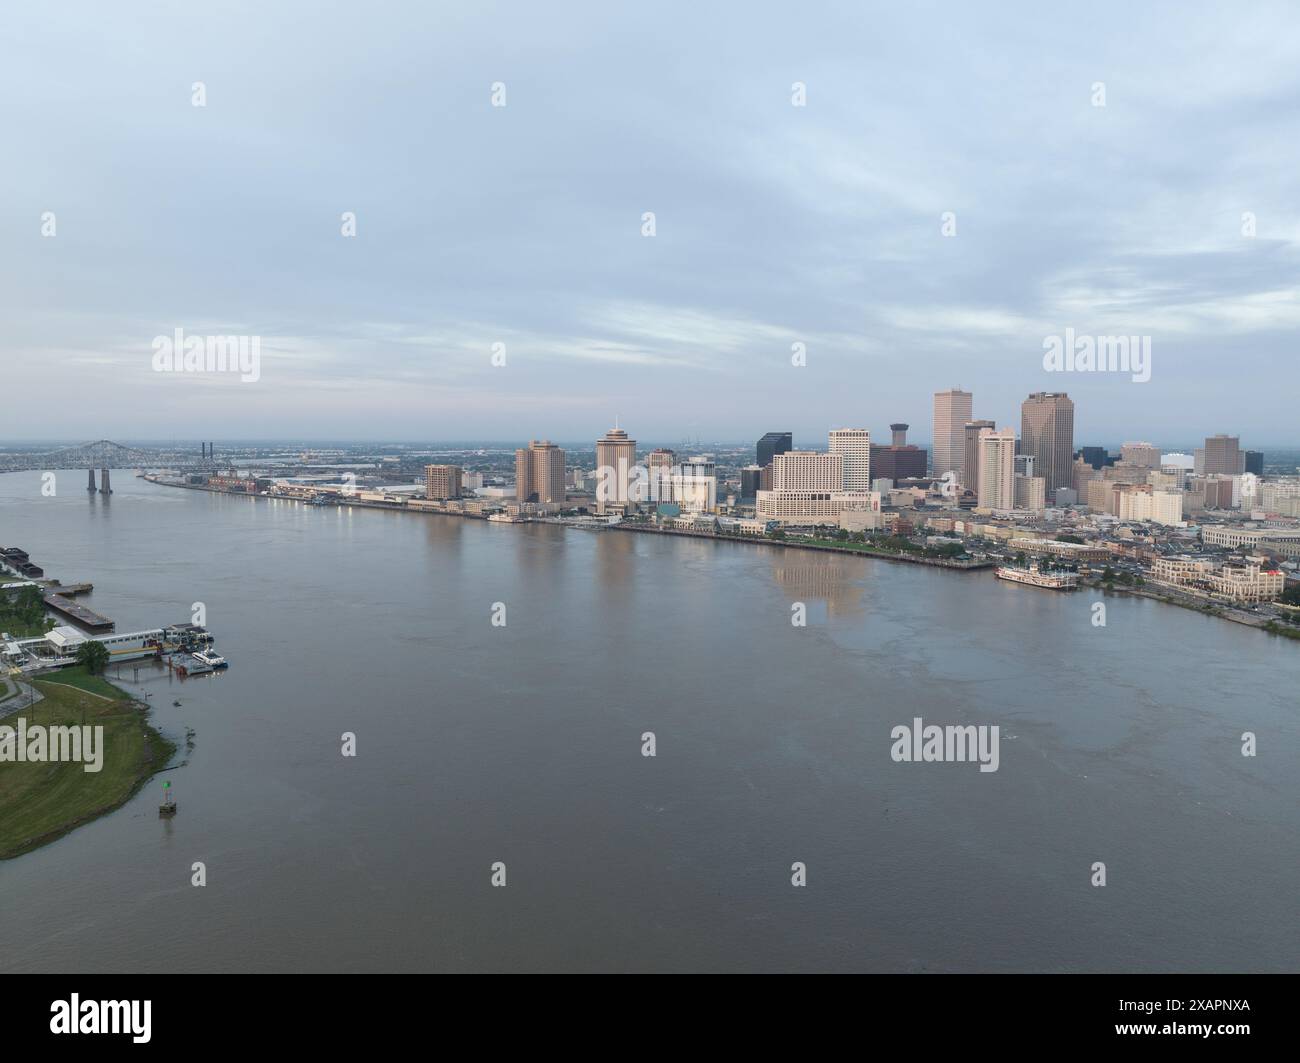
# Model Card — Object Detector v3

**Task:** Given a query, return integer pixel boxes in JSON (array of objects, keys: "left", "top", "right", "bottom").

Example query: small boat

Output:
[
  {"left": 172, "top": 699, "right": 182, "bottom": 707},
  {"left": 191, "top": 649, "right": 228, "bottom": 669}
]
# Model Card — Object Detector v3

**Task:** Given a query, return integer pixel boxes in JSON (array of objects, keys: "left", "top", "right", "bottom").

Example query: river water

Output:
[{"left": 0, "top": 470, "right": 1296, "bottom": 972}]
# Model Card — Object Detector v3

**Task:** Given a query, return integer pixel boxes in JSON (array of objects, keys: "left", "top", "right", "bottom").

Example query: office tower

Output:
[
  {"left": 962, "top": 419, "right": 995, "bottom": 490},
  {"left": 424, "top": 464, "right": 462, "bottom": 500},
  {"left": 515, "top": 440, "right": 566, "bottom": 504},
  {"left": 890, "top": 423, "right": 909, "bottom": 447},
  {"left": 1014, "top": 475, "right": 1046, "bottom": 512},
  {"left": 1078, "top": 445, "right": 1113, "bottom": 470},
  {"left": 828, "top": 428, "right": 871, "bottom": 490},
  {"left": 595, "top": 425, "right": 637, "bottom": 511},
  {"left": 739, "top": 466, "right": 763, "bottom": 501},
  {"left": 977, "top": 428, "right": 1016, "bottom": 511},
  {"left": 1072, "top": 456, "right": 1100, "bottom": 496},
  {"left": 645, "top": 448, "right": 675, "bottom": 502},
  {"left": 1014, "top": 454, "right": 1036, "bottom": 478},
  {"left": 757, "top": 431, "right": 793, "bottom": 470},
  {"left": 1020, "top": 392, "right": 1074, "bottom": 496},
  {"left": 1120, "top": 442, "right": 1162, "bottom": 469},
  {"left": 1245, "top": 450, "right": 1264, "bottom": 476},
  {"left": 871, "top": 441, "right": 928, "bottom": 482},
  {"left": 932, "top": 389, "right": 973, "bottom": 478},
  {"left": 1202, "top": 434, "right": 1241, "bottom": 476}
]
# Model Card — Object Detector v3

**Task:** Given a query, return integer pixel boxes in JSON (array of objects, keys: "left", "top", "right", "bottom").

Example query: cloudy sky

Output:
[{"left": 3, "top": 1, "right": 1298, "bottom": 446}]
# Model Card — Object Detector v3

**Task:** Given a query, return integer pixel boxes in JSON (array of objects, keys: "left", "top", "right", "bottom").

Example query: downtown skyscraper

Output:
[
  {"left": 828, "top": 428, "right": 871, "bottom": 491},
  {"left": 932, "top": 389, "right": 973, "bottom": 479},
  {"left": 515, "top": 440, "right": 566, "bottom": 504},
  {"left": 756, "top": 431, "right": 793, "bottom": 470},
  {"left": 1020, "top": 392, "right": 1075, "bottom": 497}
]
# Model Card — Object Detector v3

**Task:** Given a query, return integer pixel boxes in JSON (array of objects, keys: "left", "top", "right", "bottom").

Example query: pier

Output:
[{"left": 43, "top": 592, "right": 115, "bottom": 632}]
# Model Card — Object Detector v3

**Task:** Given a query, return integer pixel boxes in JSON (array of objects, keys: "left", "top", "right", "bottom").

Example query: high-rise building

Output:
[
  {"left": 670, "top": 456, "right": 718, "bottom": 512},
  {"left": 828, "top": 428, "right": 871, "bottom": 491},
  {"left": 1014, "top": 454, "right": 1036, "bottom": 478},
  {"left": 871, "top": 443, "right": 928, "bottom": 482},
  {"left": 757, "top": 432, "right": 793, "bottom": 471},
  {"left": 646, "top": 448, "right": 675, "bottom": 470},
  {"left": 1245, "top": 450, "right": 1264, "bottom": 476},
  {"left": 1203, "top": 434, "right": 1242, "bottom": 476},
  {"left": 962, "top": 419, "right": 995, "bottom": 490},
  {"left": 424, "top": 464, "right": 462, "bottom": 500},
  {"left": 595, "top": 426, "right": 638, "bottom": 511},
  {"left": 1014, "top": 475, "right": 1046, "bottom": 512},
  {"left": 932, "top": 389, "right": 973, "bottom": 478},
  {"left": 773, "top": 451, "right": 842, "bottom": 491},
  {"left": 1020, "top": 392, "right": 1075, "bottom": 496},
  {"left": 1120, "top": 441, "right": 1161, "bottom": 468},
  {"left": 1079, "top": 446, "right": 1114, "bottom": 470},
  {"left": 977, "top": 428, "right": 1017, "bottom": 511},
  {"left": 890, "top": 423, "right": 909, "bottom": 447},
  {"left": 515, "top": 440, "right": 566, "bottom": 504},
  {"left": 756, "top": 451, "right": 877, "bottom": 523},
  {"left": 739, "top": 465, "right": 763, "bottom": 501},
  {"left": 1196, "top": 434, "right": 1237, "bottom": 475}
]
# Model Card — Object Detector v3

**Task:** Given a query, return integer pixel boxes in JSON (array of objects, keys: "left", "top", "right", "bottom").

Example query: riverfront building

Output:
[
  {"left": 755, "top": 451, "right": 877, "bottom": 523},
  {"left": 595, "top": 426, "right": 637, "bottom": 513},
  {"left": 515, "top": 440, "right": 566, "bottom": 504},
  {"left": 423, "top": 464, "right": 463, "bottom": 500}
]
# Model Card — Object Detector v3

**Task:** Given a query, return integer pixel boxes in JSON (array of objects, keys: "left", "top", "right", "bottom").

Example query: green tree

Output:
[{"left": 75, "top": 640, "right": 110, "bottom": 675}]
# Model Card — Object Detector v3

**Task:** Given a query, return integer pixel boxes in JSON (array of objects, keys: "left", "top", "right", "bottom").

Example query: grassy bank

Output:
[{"left": 0, "top": 673, "right": 175, "bottom": 860}]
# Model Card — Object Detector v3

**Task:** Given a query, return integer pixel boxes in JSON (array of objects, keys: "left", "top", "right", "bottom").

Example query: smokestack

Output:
[{"left": 890, "top": 423, "right": 909, "bottom": 447}]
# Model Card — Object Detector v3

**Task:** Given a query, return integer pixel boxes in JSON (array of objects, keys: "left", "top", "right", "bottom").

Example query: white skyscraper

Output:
[
  {"left": 977, "top": 428, "right": 1017, "bottom": 511},
  {"left": 933, "top": 389, "right": 973, "bottom": 479},
  {"left": 828, "top": 428, "right": 871, "bottom": 491}
]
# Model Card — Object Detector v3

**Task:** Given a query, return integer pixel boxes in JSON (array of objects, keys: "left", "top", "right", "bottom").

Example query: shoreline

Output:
[
  {"left": 0, "top": 669, "right": 177, "bottom": 861},
  {"left": 138, "top": 474, "right": 1300, "bottom": 642}
]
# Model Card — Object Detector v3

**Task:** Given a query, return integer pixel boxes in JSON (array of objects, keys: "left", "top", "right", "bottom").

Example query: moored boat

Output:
[{"left": 995, "top": 564, "right": 1078, "bottom": 590}]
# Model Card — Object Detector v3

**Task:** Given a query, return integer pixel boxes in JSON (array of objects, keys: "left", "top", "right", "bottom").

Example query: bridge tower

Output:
[
  {"left": 100, "top": 468, "right": 112, "bottom": 494},
  {"left": 87, "top": 468, "right": 97, "bottom": 492}
]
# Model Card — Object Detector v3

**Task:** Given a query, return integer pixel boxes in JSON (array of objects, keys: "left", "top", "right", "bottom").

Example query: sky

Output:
[{"left": 2, "top": 0, "right": 1299, "bottom": 446}]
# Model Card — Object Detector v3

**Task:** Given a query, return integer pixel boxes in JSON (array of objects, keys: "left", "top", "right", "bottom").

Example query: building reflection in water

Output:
[{"left": 768, "top": 550, "right": 867, "bottom": 618}]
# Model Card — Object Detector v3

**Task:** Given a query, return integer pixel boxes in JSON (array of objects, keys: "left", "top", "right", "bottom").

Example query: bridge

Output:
[{"left": 0, "top": 440, "right": 221, "bottom": 486}]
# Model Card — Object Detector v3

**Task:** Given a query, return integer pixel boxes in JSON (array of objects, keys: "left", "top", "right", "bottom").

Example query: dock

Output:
[{"left": 43, "top": 592, "right": 115, "bottom": 632}]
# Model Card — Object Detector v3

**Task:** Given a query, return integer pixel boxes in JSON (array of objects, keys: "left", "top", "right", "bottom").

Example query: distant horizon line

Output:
[{"left": 3, "top": 438, "right": 1296, "bottom": 451}]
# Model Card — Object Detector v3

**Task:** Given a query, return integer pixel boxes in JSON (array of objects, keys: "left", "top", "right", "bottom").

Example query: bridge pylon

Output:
[{"left": 87, "top": 469, "right": 97, "bottom": 492}]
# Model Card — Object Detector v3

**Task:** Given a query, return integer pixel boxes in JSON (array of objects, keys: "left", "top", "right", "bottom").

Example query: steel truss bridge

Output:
[{"left": 0, "top": 440, "right": 218, "bottom": 477}]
